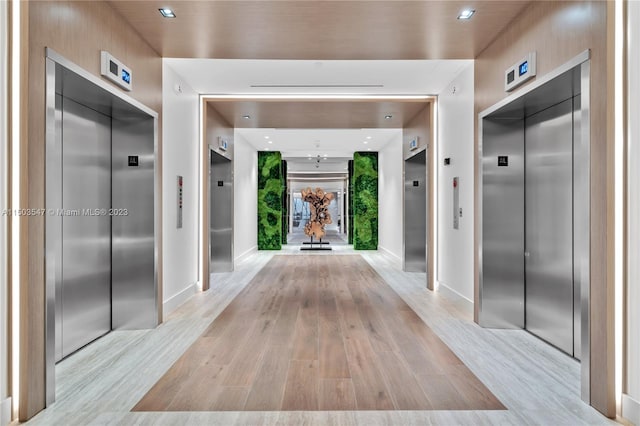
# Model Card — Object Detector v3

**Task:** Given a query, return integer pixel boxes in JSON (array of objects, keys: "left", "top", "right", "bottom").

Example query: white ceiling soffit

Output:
[
  {"left": 164, "top": 59, "right": 472, "bottom": 95},
  {"left": 290, "top": 180, "right": 346, "bottom": 193},
  {"left": 236, "top": 128, "right": 402, "bottom": 158}
]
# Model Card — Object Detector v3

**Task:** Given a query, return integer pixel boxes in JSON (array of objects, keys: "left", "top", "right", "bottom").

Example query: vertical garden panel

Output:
[
  {"left": 258, "top": 152, "right": 282, "bottom": 250},
  {"left": 353, "top": 152, "right": 378, "bottom": 250},
  {"left": 348, "top": 159, "right": 354, "bottom": 244}
]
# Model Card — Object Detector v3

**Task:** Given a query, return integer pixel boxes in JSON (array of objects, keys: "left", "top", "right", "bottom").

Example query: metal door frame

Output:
[
  {"left": 478, "top": 49, "right": 591, "bottom": 402},
  {"left": 44, "top": 49, "right": 159, "bottom": 405}
]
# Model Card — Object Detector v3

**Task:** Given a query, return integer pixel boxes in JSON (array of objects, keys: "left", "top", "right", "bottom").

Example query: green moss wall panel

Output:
[
  {"left": 353, "top": 152, "right": 378, "bottom": 250},
  {"left": 258, "top": 152, "right": 282, "bottom": 250}
]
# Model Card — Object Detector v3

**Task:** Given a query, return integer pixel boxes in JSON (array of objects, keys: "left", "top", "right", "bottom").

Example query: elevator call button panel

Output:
[
  {"left": 453, "top": 177, "right": 460, "bottom": 230},
  {"left": 177, "top": 176, "right": 183, "bottom": 229}
]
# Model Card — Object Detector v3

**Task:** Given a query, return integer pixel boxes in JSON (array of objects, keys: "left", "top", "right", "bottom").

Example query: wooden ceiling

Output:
[
  {"left": 108, "top": 1, "right": 532, "bottom": 60},
  {"left": 205, "top": 99, "right": 431, "bottom": 128}
]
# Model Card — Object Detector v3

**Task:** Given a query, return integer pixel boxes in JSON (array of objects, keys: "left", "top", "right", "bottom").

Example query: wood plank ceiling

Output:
[
  {"left": 109, "top": 1, "right": 531, "bottom": 129},
  {"left": 205, "top": 99, "right": 431, "bottom": 128},
  {"left": 108, "top": 1, "right": 532, "bottom": 60}
]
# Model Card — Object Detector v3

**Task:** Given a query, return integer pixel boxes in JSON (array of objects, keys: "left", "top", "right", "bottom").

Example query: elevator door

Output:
[
  {"left": 525, "top": 98, "right": 574, "bottom": 355},
  {"left": 404, "top": 150, "right": 427, "bottom": 272},
  {"left": 57, "top": 97, "right": 112, "bottom": 360},
  {"left": 210, "top": 150, "right": 233, "bottom": 273}
]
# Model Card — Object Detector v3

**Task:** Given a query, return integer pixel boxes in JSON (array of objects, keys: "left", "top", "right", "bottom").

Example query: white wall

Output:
[
  {"left": 378, "top": 132, "right": 404, "bottom": 264},
  {"left": 233, "top": 133, "right": 258, "bottom": 262},
  {"left": 437, "top": 64, "right": 474, "bottom": 303},
  {"left": 624, "top": 1, "right": 640, "bottom": 423},
  {"left": 161, "top": 63, "right": 199, "bottom": 317}
]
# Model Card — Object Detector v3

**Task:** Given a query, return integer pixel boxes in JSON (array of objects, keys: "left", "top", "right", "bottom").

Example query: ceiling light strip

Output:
[
  {"left": 10, "top": 0, "right": 21, "bottom": 417},
  {"left": 250, "top": 84, "right": 384, "bottom": 88},
  {"left": 614, "top": 0, "right": 624, "bottom": 410},
  {"left": 201, "top": 94, "right": 436, "bottom": 101}
]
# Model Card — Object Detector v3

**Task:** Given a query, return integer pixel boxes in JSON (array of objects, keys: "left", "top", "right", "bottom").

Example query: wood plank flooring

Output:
[{"left": 133, "top": 255, "right": 505, "bottom": 412}]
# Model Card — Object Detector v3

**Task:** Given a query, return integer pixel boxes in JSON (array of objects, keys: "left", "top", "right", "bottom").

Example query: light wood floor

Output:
[
  {"left": 133, "top": 255, "right": 504, "bottom": 412},
  {"left": 26, "top": 249, "right": 615, "bottom": 425}
]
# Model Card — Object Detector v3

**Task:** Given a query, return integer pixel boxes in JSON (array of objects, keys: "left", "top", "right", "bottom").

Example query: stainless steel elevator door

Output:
[
  {"left": 59, "top": 97, "right": 112, "bottom": 359},
  {"left": 404, "top": 150, "right": 427, "bottom": 272},
  {"left": 111, "top": 117, "right": 157, "bottom": 330},
  {"left": 210, "top": 150, "right": 233, "bottom": 273},
  {"left": 525, "top": 98, "right": 574, "bottom": 355},
  {"left": 480, "top": 118, "right": 525, "bottom": 329}
]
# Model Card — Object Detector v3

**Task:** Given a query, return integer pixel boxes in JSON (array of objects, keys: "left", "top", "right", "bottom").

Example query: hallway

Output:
[
  {"left": 27, "top": 250, "right": 612, "bottom": 425},
  {"left": 134, "top": 255, "right": 503, "bottom": 412}
]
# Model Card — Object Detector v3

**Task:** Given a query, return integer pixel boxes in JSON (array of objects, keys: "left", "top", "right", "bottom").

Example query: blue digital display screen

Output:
[
  {"left": 519, "top": 61, "right": 529, "bottom": 76},
  {"left": 121, "top": 69, "right": 131, "bottom": 84}
]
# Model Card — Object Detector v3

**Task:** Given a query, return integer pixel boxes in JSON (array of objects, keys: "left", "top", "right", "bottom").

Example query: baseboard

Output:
[
  {"left": 163, "top": 282, "right": 199, "bottom": 319},
  {"left": 235, "top": 245, "right": 257, "bottom": 265},
  {"left": 436, "top": 281, "right": 474, "bottom": 310},
  {"left": 0, "top": 397, "right": 11, "bottom": 426},
  {"left": 622, "top": 393, "right": 640, "bottom": 425},
  {"left": 378, "top": 246, "right": 403, "bottom": 268}
]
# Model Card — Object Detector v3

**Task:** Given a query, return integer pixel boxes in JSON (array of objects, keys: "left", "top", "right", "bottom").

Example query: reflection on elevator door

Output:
[
  {"left": 404, "top": 150, "right": 427, "bottom": 273},
  {"left": 51, "top": 79, "right": 157, "bottom": 362},
  {"left": 525, "top": 98, "right": 575, "bottom": 356},
  {"left": 210, "top": 149, "right": 233, "bottom": 273},
  {"left": 57, "top": 96, "right": 112, "bottom": 361}
]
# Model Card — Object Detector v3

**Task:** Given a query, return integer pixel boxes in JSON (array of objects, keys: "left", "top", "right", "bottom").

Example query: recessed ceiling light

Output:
[
  {"left": 159, "top": 8, "right": 176, "bottom": 18},
  {"left": 367, "top": 148, "right": 372, "bottom": 151},
  {"left": 366, "top": 136, "right": 372, "bottom": 139},
  {"left": 384, "top": 115, "right": 393, "bottom": 119},
  {"left": 307, "top": 154, "right": 311, "bottom": 157},
  {"left": 363, "top": 141, "right": 368, "bottom": 144},
  {"left": 268, "top": 140, "right": 273, "bottom": 144},
  {"left": 264, "top": 147, "right": 270, "bottom": 151},
  {"left": 308, "top": 157, "right": 312, "bottom": 160},
  {"left": 242, "top": 115, "right": 251, "bottom": 119},
  {"left": 264, "top": 136, "right": 270, "bottom": 139},
  {"left": 457, "top": 9, "right": 475, "bottom": 20}
]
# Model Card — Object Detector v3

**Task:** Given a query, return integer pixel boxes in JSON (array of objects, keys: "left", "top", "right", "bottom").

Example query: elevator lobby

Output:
[{"left": 1, "top": 1, "right": 639, "bottom": 425}]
